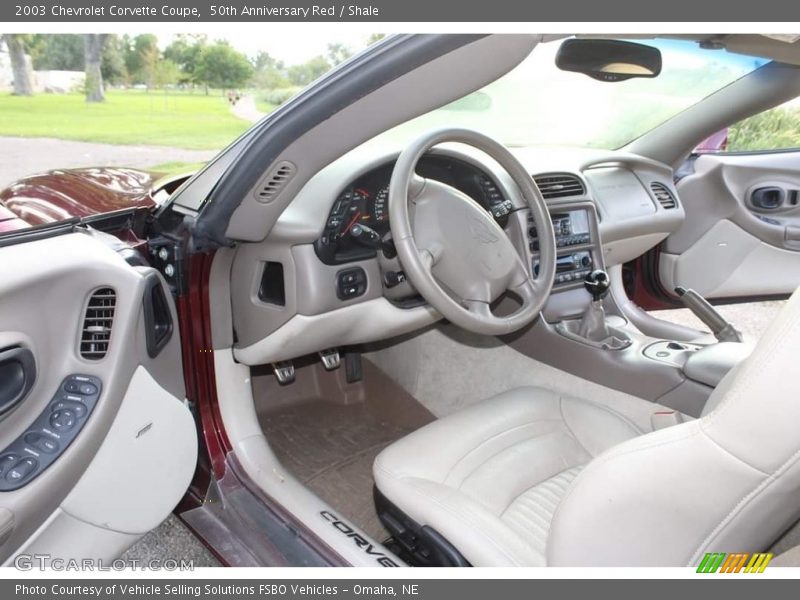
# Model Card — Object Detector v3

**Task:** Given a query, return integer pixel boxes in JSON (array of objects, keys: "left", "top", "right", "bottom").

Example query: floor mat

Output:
[{"left": 256, "top": 360, "right": 433, "bottom": 542}]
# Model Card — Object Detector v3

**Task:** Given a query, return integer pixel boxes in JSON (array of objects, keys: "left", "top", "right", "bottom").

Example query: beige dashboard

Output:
[{"left": 228, "top": 143, "right": 686, "bottom": 366}]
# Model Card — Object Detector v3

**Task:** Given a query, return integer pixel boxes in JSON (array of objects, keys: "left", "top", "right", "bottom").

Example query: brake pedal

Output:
[
  {"left": 319, "top": 348, "right": 341, "bottom": 370},
  {"left": 272, "top": 361, "right": 296, "bottom": 385}
]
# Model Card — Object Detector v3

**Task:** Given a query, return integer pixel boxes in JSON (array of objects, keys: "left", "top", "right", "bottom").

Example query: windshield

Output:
[{"left": 385, "top": 38, "right": 769, "bottom": 150}]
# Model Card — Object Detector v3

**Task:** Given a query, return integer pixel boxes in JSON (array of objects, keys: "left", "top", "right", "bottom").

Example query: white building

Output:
[
  {"left": 34, "top": 70, "right": 85, "bottom": 93},
  {"left": 0, "top": 45, "right": 84, "bottom": 93}
]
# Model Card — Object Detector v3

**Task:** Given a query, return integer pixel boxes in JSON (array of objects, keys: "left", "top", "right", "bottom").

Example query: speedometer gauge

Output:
[{"left": 373, "top": 186, "right": 389, "bottom": 224}]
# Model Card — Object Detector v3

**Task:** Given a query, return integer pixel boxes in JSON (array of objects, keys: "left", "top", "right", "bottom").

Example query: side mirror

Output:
[
  {"left": 556, "top": 39, "right": 662, "bottom": 82},
  {"left": 693, "top": 129, "right": 729, "bottom": 154}
]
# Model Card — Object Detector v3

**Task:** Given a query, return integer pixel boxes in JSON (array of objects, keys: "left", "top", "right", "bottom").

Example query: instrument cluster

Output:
[{"left": 315, "top": 154, "right": 513, "bottom": 265}]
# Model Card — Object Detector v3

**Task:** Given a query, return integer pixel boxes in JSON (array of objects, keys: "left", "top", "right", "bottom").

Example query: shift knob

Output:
[{"left": 584, "top": 269, "right": 610, "bottom": 301}]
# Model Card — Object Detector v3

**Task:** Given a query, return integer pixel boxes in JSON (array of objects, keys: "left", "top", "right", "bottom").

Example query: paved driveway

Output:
[
  {"left": 123, "top": 515, "right": 219, "bottom": 567},
  {"left": 0, "top": 136, "right": 216, "bottom": 188},
  {"left": 230, "top": 94, "right": 266, "bottom": 123}
]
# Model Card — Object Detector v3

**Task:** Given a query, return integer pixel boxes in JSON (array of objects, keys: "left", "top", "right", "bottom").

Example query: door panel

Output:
[
  {"left": 0, "top": 231, "right": 196, "bottom": 564},
  {"left": 659, "top": 151, "right": 800, "bottom": 299}
]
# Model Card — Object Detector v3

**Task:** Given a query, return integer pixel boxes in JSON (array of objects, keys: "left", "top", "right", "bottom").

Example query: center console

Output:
[{"left": 506, "top": 201, "right": 752, "bottom": 417}]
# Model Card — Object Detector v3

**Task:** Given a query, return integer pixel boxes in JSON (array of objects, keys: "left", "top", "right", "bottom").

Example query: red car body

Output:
[
  {"left": 0, "top": 203, "right": 29, "bottom": 232},
  {"left": 0, "top": 167, "right": 163, "bottom": 232}
]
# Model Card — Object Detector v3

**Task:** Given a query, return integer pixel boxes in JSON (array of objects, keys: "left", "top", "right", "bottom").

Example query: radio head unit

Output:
[
  {"left": 528, "top": 209, "right": 592, "bottom": 251},
  {"left": 529, "top": 205, "right": 601, "bottom": 288},
  {"left": 534, "top": 250, "right": 595, "bottom": 285}
]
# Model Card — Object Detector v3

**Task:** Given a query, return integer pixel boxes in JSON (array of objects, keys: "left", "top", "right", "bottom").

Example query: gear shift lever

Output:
[
  {"left": 579, "top": 270, "right": 611, "bottom": 341},
  {"left": 556, "top": 269, "right": 633, "bottom": 350},
  {"left": 584, "top": 269, "right": 611, "bottom": 301},
  {"left": 555, "top": 269, "right": 631, "bottom": 350}
]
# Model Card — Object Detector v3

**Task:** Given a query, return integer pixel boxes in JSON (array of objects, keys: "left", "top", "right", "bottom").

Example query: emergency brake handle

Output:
[{"left": 674, "top": 287, "right": 743, "bottom": 343}]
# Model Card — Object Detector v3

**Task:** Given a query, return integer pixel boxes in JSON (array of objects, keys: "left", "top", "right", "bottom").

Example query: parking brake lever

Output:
[{"left": 675, "top": 287, "right": 743, "bottom": 343}]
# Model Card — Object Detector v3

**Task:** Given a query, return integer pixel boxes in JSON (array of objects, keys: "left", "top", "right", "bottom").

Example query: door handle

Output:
[
  {"left": 751, "top": 187, "right": 785, "bottom": 210},
  {"left": 0, "top": 346, "right": 36, "bottom": 416}
]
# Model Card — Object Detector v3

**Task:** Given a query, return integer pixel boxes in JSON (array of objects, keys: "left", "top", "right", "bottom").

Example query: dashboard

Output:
[
  {"left": 229, "top": 144, "right": 688, "bottom": 365},
  {"left": 314, "top": 154, "right": 513, "bottom": 265}
]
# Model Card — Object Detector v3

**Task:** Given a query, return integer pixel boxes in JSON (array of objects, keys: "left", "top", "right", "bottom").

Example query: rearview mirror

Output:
[{"left": 556, "top": 39, "right": 662, "bottom": 82}]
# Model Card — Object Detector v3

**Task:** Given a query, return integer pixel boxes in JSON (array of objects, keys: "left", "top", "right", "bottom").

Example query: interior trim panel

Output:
[
  {"left": 0, "top": 231, "right": 195, "bottom": 563},
  {"left": 663, "top": 151, "right": 800, "bottom": 298}
]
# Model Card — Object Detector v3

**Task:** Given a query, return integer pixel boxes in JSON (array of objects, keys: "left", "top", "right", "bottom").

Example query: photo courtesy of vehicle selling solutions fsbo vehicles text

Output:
[{"left": 0, "top": 0, "right": 800, "bottom": 596}]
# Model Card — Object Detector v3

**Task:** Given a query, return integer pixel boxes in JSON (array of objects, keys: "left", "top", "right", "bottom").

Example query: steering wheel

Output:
[{"left": 388, "top": 129, "right": 556, "bottom": 335}]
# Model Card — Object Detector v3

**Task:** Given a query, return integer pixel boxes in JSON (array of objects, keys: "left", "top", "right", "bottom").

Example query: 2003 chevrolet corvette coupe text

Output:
[{"left": 1, "top": 34, "right": 800, "bottom": 567}]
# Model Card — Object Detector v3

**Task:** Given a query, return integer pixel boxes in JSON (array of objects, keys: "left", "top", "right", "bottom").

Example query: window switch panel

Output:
[{"left": 0, "top": 374, "right": 101, "bottom": 491}]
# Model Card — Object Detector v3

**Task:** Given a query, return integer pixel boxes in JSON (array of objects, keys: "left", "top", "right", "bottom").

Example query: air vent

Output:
[
  {"left": 651, "top": 182, "right": 678, "bottom": 209},
  {"left": 80, "top": 288, "right": 116, "bottom": 360},
  {"left": 532, "top": 173, "right": 585, "bottom": 199},
  {"left": 255, "top": 161, "right": 296, "bottom": 204}
]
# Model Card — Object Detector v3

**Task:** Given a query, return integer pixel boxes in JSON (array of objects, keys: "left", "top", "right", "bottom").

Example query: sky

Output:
[{"left": 160, "top": 29, "right": 378, "bottom": 65}]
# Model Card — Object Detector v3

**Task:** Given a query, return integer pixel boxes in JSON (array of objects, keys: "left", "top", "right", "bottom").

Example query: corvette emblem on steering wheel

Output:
[{"left": 468, "top": 212, "right": 500, "bottom": 244}]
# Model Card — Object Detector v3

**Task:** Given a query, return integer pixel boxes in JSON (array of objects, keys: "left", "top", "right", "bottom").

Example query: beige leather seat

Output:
[{"left": 374, "top": 288, "right": 800, "bottom": 566}]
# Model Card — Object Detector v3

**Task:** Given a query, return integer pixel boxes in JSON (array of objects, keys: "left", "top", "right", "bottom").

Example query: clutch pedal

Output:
[{"left": 272, "top": 361, "right": 296, "bottom": 385}]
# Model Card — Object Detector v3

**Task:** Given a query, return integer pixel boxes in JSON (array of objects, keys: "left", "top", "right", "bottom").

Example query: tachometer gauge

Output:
[{"left": 373, "top": 186, "right": 389, "bottom": 224}]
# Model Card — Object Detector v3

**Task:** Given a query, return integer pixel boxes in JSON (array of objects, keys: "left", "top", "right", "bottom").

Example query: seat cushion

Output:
[
  {"left": 373, "top": 386, "right": 645, "bottom": 566},
  {"left": 501, "top": 465, "right": 583, "bottom": 558}
]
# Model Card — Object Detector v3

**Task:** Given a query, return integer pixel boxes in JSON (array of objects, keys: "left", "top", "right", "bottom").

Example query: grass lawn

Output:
[
  {"left": 255, "top": 100, "right": 276, "bottom": 115},
  {"left": 147, "top": 160, "right": 207, "bottom": 174},
  {"left": 0, "top": 89, "right": 253, "bottom": 150}
]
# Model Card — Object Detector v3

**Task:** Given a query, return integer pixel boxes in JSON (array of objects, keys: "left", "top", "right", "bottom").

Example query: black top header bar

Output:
[{"left": 5, "top": 0, "right": 800, "bottom": 22}]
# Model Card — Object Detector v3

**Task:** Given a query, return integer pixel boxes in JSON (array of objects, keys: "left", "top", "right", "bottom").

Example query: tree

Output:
[
  {"left": 2, "top": 35, "right": 34, "bottom": 96},
  {"left": 251, "top": 50, "right": 283, "bottom": 73},
  {"left": 154, "top": 58, "right": 181, "bottom": 88},
  {"left": 195, "top": 42, "right": 253, "bottom": 91},
  {"left": 124, "top": 33, "right": 158, "bottom": 84},
  {"left": 84, "top": 34, "right": 108, "bottom": 102},
  {"left": 251, "top": 50, "right": 288, "bottom": 90},
  {"left": 164, "top": 34, "right": 206, "bottom": 84},
  {"left": 367, "top": 33, "right": 386, "bottom": 46},
  {"left": 139, "top": 43, "right": 160, "bottom": 89},
  {"left": 101, "top": 35, "right": 128, "bottom": 85},
  {"left": 287, "top": 56, "right": 331, "bottom": 86},
  {"left": 326, "top": 43, "right": 352, "bottom": 66},
  {"left": 28, "top": 34, "right": 83, "bottom": 70}
]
